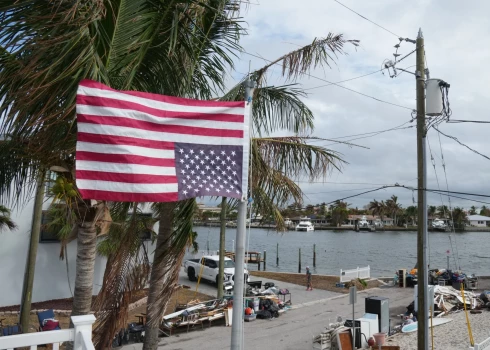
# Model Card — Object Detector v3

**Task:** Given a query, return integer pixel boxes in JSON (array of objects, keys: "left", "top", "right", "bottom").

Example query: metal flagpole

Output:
[
  {"left": 230, "top": 78, "right": 254, "bottom": 350},
  {"left": 415, "top": 27, "right": 429, "bottom": 350}
]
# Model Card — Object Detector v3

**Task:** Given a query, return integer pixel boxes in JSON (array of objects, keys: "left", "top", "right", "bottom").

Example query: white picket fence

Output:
[
  {"left": 0, "top": 315, "right": 95, "bottom": 350},
  {"left": 340, "top": 265, "right": 370, "bottom": 283},
  {"left": 470, "top": 336, "right": 490, "bottom": 350}
]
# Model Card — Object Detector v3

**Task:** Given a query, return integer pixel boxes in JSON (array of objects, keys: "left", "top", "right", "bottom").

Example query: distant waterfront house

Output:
[
  {"left": 290, "top": 215, "right": 329, "bottom": 226},
  {"left": 346, "top": 215, "right": 395, "bottom": 227},
  {"left": 467, "top": 214, "right": 490, "bottom": 227}
]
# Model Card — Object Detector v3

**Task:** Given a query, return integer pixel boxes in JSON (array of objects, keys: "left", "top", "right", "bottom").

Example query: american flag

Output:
[{"left": 75, "top": 80, "right": 249, "bottom": 202}]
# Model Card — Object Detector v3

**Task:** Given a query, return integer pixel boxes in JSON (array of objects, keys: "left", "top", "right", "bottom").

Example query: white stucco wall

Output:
[
  {"left": 0, "top": 195, "right": 107, "bottom": 307},
  {"left": 469, "top": 220, "right": 488, "bottom": 227}
]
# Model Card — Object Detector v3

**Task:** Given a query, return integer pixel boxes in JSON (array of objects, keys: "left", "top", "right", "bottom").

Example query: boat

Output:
[
  {"left": 431, "top": 219, "right": 448, "bottom": 232},
  {"left": 401, "top": 318, "right": 452, "bottom": 333},
  {"left": 358, "top": 216, "right": 376, "bottom": 232},
  {"left": 284, "top": 218, "right": 293, "bottom": 227},
  {"left": 296, "top": 218, "right": 314, "bottom": 231}
]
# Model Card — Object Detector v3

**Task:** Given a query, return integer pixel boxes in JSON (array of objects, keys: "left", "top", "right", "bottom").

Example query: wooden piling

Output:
[
  {"left": 298, "top": 248, "right": 302, "bottom": 273},
  {"left": 207, "top": 240, "right": 209, "bottom": 254},
  {"left": 257, "top": 252, "right": 261, "bottom": 271},
  {"left": 313, "top": 244, "right": 316, "bottom": 268},
  {"left": 263, "top": 250, "right": 267, "bottom": 271},
  {"left": 276, "top": 243, "right": 279, "bottom": 266}
]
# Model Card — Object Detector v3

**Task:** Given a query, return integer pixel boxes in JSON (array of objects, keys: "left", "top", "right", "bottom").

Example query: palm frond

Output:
[
  {"left": 0, "top": 204, "right": 17, "bottom": 232},
  {"left": 255, "top": 33, "right": 359, "bottom": 82},
  {"left": 253, "top": 136, "right": 344, "bottom": 180},
  {"left": 222, "top": 83, "right": 314, "bottom": 136}
]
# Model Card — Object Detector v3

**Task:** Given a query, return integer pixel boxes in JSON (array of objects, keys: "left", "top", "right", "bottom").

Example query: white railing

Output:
[
  {"left": 470, "top": 335, "right": 490, "bottom": 350},
  {"left": 340, "top": 265, "right": 370, "bottom": 283},
  {"left": 0, "top": 315, "right": 96, "bottom": 350}
]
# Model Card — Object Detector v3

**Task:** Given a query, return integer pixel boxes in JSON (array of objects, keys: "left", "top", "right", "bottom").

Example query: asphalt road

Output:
[{"left": 123, "top": 271, "right": 415, "bottom": 350}]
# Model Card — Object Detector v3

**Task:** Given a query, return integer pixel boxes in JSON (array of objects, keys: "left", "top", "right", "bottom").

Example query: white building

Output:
[
  {"left": 0, "top": 185, "right": 156, "bottom": 307},
  {"left": 467, "top": 214, "right": 490, "bottom": 227}
]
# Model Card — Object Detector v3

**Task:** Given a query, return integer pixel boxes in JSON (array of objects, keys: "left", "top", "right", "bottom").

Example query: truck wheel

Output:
[{"left": 188, "top": 268, "right": 197, "bottom": 281}]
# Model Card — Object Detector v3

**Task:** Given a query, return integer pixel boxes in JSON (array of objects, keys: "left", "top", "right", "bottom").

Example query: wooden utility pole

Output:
[
  {"left": 416, "top": 28, "right": 429, "bottom": 350},
  {"left": 217, "top": 196, "right": 227, "bottom": 299}
]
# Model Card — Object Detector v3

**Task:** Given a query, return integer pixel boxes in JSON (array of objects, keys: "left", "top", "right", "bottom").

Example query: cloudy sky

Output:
[{"left": 227, "top": 0, "right": 490, "bottom": 210}]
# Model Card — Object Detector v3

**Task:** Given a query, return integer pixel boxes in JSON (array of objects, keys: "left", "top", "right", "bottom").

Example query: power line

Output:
[
  {"left": 304, "top": 186, "right": 382, "bottom": 195},
  {"left": 304, "top": 69, "right": 384, "bottom": 91},
  {"left": 333, "top": 0, "right": 401, "bottom": 38},
  {"left": 286, "top": 184, "right": 490, "bottom": 212},
  {"left": 433, "top": 125, "right": 490, "bottom": 162},
  {"left": 296, "top": 180, "right": 416, "bottom": 185},
  {"left": 239, "top": 50, "right": 414, "bottom": 111},
  {"left": 308, "top": 119, "right": 415, "bottom": 145},
  {"left": 447, "top": 119, "right": 490, "bottom": 124},
  {"left": 427, "top": 133, "right": 459, "bottom": 269}
]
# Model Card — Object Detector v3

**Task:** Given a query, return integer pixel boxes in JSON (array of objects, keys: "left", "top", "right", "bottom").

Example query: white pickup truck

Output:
[{"left": 183, "top": 255, "right": 249, "bottom": 286}]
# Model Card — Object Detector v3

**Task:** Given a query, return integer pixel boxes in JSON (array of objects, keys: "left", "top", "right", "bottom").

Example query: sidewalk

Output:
[{"left": 121, "top": 270, "right": 414, "bottom": 350}]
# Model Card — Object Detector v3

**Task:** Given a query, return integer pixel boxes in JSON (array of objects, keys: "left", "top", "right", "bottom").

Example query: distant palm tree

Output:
[
  {"left": 452, "top": 207, "right": 467, "bottom": 229},
  {"left": 469, "top": 206, "right": 478, "bottom": 215},
  {"left": 480, "top": 205, "right": 490, "bottom": 216},
  {"left": 437, "top": 205, "right": 449, "bottom": 218},
  {"left": 0, "top": 205, "right": 16, "bottom": 232},
  {"left": 428, "top": 206, "right": 437, "bottom": 218},
  {"left": 369, "top": 199, "right": 386, "bottom": 221},
  {"left": 405, "top": 205, "right": 418, "bottom": 225},
  {"left": 331, "top": 201, "right": 349, "bottom": 226},
  {"left": 386, "top": 195, "right": 402, "bottom": 226}
]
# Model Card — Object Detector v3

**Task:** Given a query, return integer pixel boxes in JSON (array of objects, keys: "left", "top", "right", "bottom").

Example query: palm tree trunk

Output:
[
  {"left": 66, "top": 203, "right": 103, "bottom": 350},
  {"left": 72, "top": 220, "right": 98, "bottom": 316},
  {"left": 20, "top": 169, "right": 45, "bottom": 332},
  {"left": 143, "top": 203, "right": 175, "bottom": 350}
]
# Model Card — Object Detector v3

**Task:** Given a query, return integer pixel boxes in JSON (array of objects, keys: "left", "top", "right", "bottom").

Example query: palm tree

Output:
[
  {"left": 428, "top": 206, "right": 437, "bottom": 218},
  {"left": 0, "top": 205, "right": 16, "bottom": 232},
  {"left": 368, "top": 199, "right": 386, "bottom": 221},
  {"left": 331, "top": 201, "right": 349, "bottom": 226},
  {"left": 2, "top": 3, "right": 356, "bottom": 350},
  {"left": 385, "top": 195, "right": 402, "bottom": 226},
  {"left": 452, "top": 207, "right": 467, "bottom": 229},
  {"left": 437, "top": 205, "right": 449, "bottom": 218},
  {"left": 469, "top": 205, "right": 478, "bottom": 215},
  {"left": 1, "top": 2, "right": 245, "bottom": 349},
  {"left": 480, "top": 205, "right": 490, "bottom": 216},
  {"left": 405, "top": 205, "right": 418, "bottom": 225}
]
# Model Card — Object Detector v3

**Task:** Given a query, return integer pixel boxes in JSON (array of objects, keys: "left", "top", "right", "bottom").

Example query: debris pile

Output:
[
  {"left": 434, "top": 285, "right": 482, "bottom": 313},
  {"left": 312, "top": 318, "right": 349, "bottom": 350}
]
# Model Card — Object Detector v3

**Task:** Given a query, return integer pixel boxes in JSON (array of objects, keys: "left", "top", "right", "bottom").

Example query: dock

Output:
[{"left": 225, "top": 251, "right": 266, "bottom": 270}]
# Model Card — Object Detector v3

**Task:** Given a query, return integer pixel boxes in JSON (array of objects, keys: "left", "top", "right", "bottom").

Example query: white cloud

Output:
[{"left": 233, "top": 0, "right": 490, "bottom": 209}]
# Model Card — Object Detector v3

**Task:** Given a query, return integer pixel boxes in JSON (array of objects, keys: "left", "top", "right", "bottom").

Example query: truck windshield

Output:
[{"left": 224, "top": 260, "right": 235, "bottom": 268}]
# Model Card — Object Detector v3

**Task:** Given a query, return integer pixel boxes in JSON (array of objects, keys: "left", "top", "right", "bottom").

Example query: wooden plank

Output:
[{"left": 337, "top": 331, "right": 352, "bottom": 350}]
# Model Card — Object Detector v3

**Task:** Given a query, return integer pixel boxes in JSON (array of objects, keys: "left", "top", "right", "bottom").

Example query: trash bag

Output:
[
  {"left": 256, "top": 310, "right": 272, "bottom": 319},
  {"left": 264, "top": 282, "right": 275, "bottom": 289},
  {"left": 480, "top": 290, "right": 490, "bottom": 303}
]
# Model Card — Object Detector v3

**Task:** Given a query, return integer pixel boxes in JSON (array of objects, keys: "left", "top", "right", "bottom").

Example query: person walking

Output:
[{"left": 306, "top": 266, "right": 313, "bottom": 291}]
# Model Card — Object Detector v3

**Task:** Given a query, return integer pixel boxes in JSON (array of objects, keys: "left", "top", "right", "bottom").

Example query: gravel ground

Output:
[{"left": 387, "top": 309, "right": 490, "bottom": 349}]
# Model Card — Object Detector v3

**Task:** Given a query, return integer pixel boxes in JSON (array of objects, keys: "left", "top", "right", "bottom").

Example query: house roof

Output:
[{"left": 467, "top": 215, "right": 490, "bottom": 221}]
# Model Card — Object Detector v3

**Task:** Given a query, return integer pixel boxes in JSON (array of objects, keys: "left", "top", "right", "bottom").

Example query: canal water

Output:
[{"left": 188, "top": 227, "right": 490, "bottom": 277}]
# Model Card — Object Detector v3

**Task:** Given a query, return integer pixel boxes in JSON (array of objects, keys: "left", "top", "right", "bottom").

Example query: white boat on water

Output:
[
  {"left": 432, "top": 219, "right": 448, "bottom": 231},
  {"left": 358, "top": 216, "right": 369, "bottom": 228},
  {"left": 296, "top": 218, "right": 314, "bottom": 231}
]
